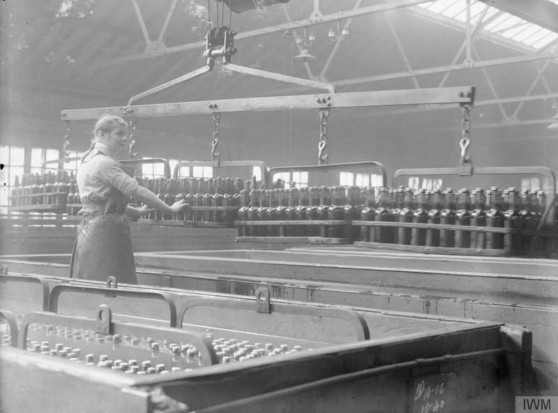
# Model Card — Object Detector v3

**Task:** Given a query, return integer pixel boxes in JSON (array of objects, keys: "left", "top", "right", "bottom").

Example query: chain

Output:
[
  {"left": 318, "top": 108, "right": 329, "bottom": 165},
  {"left": 459, "top": 104, "right": 472, "bottom": 164},
  {"left": 128, "top": 118, "right": 138, "bottom": 159},
  {"left": 63, "top": 120, "right": 71, "bottom": 159},
  {"left": 211, "top": 107, "right": 221, "bottom": 165}
]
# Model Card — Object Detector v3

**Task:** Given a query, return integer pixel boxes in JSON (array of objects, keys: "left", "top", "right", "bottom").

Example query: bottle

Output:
[
  {"left": 360, "top": 187, "right": 376, "bottom": 242},
  {"left": 295, "top": 187, "right": 309, "bottom": 237},
  {"left": 503, "top": 188, "right": 521, "bottom": 252},
  {"left": 317, "top": 186, "right": 331, "bottom": 223},
  {"left": 455, "top": 188, "right": 471, "bottom": 248},
  {"left": 224, "top": 193, "right": 236, "bottom": 226},
  {"left": 470, "top": 188, "right": 487, "bottom": 250},
  {"left": 11, "top": 175, "right": 20, "bottom": 207},
  {"left": 275, "top": 188, "right": 288, "bottom": 236},
  {"left": 38, "top": 174, "right": 46, "bottom": 205},
  {"left": 45, "top": 172, "right": 55, "bottom": 205},
  {"left": 284, "top": 188, "right": 297, "bottom": 237},
  {"left": 247, "top": 189, "right": 260, "bottom": 236},
  {"left": 397, "top": 188, "right": 414, "bottom": 245},
  {"left": 213, "top": 189, "right": 224, "bottom": 223},
  {"left": 257, "top": 189, "right": 270, "bottom": 236},
  {"left": 267, "top": 189, "right": 279, "bottom": 236},
  {"left": 518, "top": 189, "right": 533, "bottom": 253},
  {"left": 307, "top": 187, "right": 320, "bottom": 237},
  {"left": 327, "top": 187, "right": 345, "bottom": 238},
  {"left": 411, "top": 188, "right": 428, "bottom": 246},
  {"left": 486, "top": 187, "right": 504, "bottom": 249},
  {"left": 344, "top": 186, "right": 361, "bottom": 241},
  {"left": 426, "top": 190, "right": 442, "bottom": 247},
  {"left": 439, "top": 189, "right": 456, "bottom": 248},
  {"left": 194, "top": 188, "right": 205, "bottom": 223},
  {"left": 374, "top": 187, "right": 394, "bottom": 243}
]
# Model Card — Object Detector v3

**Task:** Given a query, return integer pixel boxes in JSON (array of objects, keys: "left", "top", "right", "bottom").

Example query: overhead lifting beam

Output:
[{"left": 61, "top": 86, "right": 475, "bottom": 121}]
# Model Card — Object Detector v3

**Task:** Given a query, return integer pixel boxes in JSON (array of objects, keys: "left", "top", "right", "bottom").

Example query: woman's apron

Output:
[{"left": 70, "top": 187, "right": 137, "bottom": 284}]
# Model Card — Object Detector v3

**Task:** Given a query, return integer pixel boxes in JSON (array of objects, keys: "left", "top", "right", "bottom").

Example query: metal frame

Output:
[
  {"left": 17, "top": 307, "right": 219, "bottom": 366},
  {"left": 48, "top": 283, "right": 178, "bottom": 327},
  {"left": 393, "top": 166, "right": 557, "bottom": 227},
  {"left": 0, "top": 310, "right": 19, "bottom": 347},
  {"left": 61, "top": 86, "right": 475, "bottom": 121},
  {"left": 0, "top": 274, "right": 50, "bottom": 311},
  {"left": 268, "top": 161, "right": 388, "bottom": 188},
  {"left": 179, "top": 296, "right": 370, "bottom": 342},
  {"left": 42, "top": 157, "right": 171, "bottom": 178},
  {"left": 173, "top": 160, "right": 268, "bottom": 187}
]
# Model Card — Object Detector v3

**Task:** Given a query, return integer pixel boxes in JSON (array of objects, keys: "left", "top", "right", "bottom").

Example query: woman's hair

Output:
[{"left": 93, "top": 114, "right": 127, "bottom": 141}]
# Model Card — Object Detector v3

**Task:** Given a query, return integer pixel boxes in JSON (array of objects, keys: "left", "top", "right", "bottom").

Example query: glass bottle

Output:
[
  {"left": 439, "top": 189, "right": 456, "bottom": 248},
  {"left": 455, "top": 188, "right": 471, "bottom": 248},
  {"left": 397, "top": 188, "right": 414, "bottom": 245},
  {"left": 518, "top": 189, "right": 533, "bottom": 253},
  {"left": 360, "top": 187, "right": 376, "bottom": 242},
  {"left": 374, "top": 187, "right": 393, "bottom": 243},
  {"left": 411, "top": 188, "right": 428, "bottom": 246},
  {"left": 485, "top": 187, "right": 504, "bottom": 249},
  {"left": 295, "top": 187, "right": 309, "bottom": 237},
  {"left": 503, "top": 188, "right": 521, "bottom": 252},
  {"left": 327, "top": 186, "right": 346, "bottom": 238},
  {"left": 426, "top": 190, "right": 442, "bottom": 247},
  {"left": 470, "top": 188, "right": 487, "bottom": 250},
  {"left": 307, "top": 187, "right": 320, "bottom": 237},
  {"left": 237, "top": 189, "right": 249, "bottom": 236}
]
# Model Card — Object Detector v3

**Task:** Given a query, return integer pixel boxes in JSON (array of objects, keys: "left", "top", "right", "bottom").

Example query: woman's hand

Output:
[
  {"left": 137, "top": 204, "right": 153, "bottom": 216},
  {"left": 170, "top": 199, "right": 190, "bottom": 214}
]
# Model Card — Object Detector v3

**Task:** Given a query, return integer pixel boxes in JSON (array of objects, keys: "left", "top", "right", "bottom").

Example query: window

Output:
[
  {"left": 292, "top": 171, "right": 309, "bottom": 188},
  {"left": 339, "top": 171, "right": 354, "bottom": 186},
  {"left": 192, "top": 166, "right": 213, "bottom": 179},
  {"left": 269, "top": 171, "right": 309, "bottom": 188},
  {"left": 521, "top": 177, "right": 541, "bottom": 192},
  {"left": 408, "top": 177, "right": 443, "bottom": 191},
  {"left": 30, "top": 148, "right": 61, "bottom": 174},
  {"left": 0, "top": 146, "right": 25, "bottom": 211},
  {"left": 141, "top": 157, "right": 169, "bottom": 178},
  {"left": 418, "top": 0, "right": 558, "bottom": 51},
  {"left": 340, "top": 172, "right": 383, "bottom": 187}
]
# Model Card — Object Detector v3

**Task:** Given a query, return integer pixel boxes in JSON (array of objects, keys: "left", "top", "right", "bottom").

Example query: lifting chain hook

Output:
[
  {"left": 63, "top": 120, "right": 71, "bottom": 159},
  {"left": 211, "top": 108, "right": 221, "bottom": 167},
  {"left": 128, "top": 118, "right": 138, "bottom": 159},
  {"left": 318, "top": 109, "right": 330, "bottom": 165},
  {"left": 459, "top": 104, "right": 472, "bottom": 164}
]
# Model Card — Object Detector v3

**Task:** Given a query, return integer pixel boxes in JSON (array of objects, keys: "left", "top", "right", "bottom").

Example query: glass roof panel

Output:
[{"left": 417, "top": 0, "right": 558, "bottom": 51}]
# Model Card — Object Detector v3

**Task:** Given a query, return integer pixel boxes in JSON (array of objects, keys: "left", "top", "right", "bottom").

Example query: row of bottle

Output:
[
  {"left": 137, "top": 176, "right": 255, "bottom": 196},
  {"left": 10, "top": 172, "right": 77, "bottom": 207},
  {"left": 135, "top": 177, "right": 249, "bottom": 223},
  {"left": 358, "top": 187, "right": 546, "bottom": 251},
  {"left": 237, "top": 186, "right": 366, "bottom": 238},
  {"left": 236, "top": 186, "right": 547, "bottom": 250}
]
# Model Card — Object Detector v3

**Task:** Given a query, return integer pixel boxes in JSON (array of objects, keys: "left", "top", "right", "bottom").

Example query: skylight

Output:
[{"left": 418, "top": 0, "right": 558, "bottom": 51}]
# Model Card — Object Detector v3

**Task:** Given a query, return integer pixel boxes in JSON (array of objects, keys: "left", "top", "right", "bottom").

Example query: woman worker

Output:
[{"left": 70, "top": 114, "right": 188, "bottom": 284}]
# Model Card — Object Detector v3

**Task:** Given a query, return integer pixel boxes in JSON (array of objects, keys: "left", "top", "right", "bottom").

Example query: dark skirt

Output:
[{"left": 70, "top": 214, "right": 137, "bottom": 284}]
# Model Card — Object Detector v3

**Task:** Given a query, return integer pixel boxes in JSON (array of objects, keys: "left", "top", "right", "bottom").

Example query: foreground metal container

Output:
[{"left": 0, "top": 273, "right": 532, "bottom": 413}]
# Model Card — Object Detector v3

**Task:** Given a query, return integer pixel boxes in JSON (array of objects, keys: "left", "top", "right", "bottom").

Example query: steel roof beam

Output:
[{"left": 335, "top": 53, "right": 558, "bottom": 86}]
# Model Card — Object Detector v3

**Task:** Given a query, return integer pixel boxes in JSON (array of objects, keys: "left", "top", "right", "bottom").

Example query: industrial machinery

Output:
[{"left": 0, "top": 272, "right": 533, "bottom": 412}]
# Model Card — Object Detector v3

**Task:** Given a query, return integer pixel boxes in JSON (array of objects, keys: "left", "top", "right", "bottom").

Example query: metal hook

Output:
[
  {"left": 459, "top": 137, "right": 471, "bottom": 162},
  {"left": 318, "top": 140, "right": 328, "bottom": 164}
]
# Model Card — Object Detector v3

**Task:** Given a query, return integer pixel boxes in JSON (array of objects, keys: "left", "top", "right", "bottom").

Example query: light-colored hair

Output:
[
  {"left": 93, "top": 114, "right": 127, "bottom": 141},
  {"left": 81, "top": 115, "right": 128, "bottom": 161}
]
